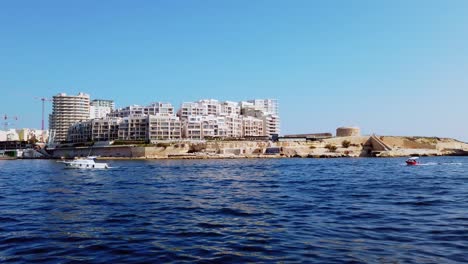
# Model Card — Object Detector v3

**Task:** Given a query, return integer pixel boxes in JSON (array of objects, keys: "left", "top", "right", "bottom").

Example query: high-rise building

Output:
[
  {"left": 90, "top": 99, "right": 115, "bottom": 119},
  {"left": 49, "top": 92, "right": 90, "bottom": 142}
]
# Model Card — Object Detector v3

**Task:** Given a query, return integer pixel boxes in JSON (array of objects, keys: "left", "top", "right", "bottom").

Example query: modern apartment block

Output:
[
  {"left": 241, "top": 99, "right": 280, "bottom": 137},
  {"left": 109, "top": 102, "right": 174, "bottom": 118},
  {"left": 118, "top": 115, "right": 149, "bottom": 141},
  {"left": 242, "top": 116, "right": 264, "bottom": 137},
  {"left": 68, "top": 102, "right": 182, "bottom": 143},
  {"left": 148, "top": 115, "right": 182, "bottom": 141},
  {"left": 49, "top": 92, "right": 90, "bottom": 142},
  {"left": 241, "top": 99, "right": 279, "bottom": 115},
  {"left": 90, "top": 99, "right": 115, "bottom": 119},
  {"left": 66, "top": 98, "right": 280, "bottom": 143}
]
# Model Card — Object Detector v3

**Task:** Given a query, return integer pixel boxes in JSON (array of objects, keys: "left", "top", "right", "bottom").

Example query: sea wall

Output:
[{"left": 50, "top": 136, "right": 468, "bottom": 159}]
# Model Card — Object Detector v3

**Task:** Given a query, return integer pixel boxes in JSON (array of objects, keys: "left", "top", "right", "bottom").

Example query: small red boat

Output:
[{"left": 406, "top": 157, "right": 419, "bottom": 166}]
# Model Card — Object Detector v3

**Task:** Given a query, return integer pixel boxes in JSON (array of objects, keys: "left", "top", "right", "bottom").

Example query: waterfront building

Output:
[
  {"left": 148, "top": 115, "right": 182, "bottom": 141},
  {"left": 178, "top": 99, "right": 222, "bottom": 120},
  {"left": 241, "top": 99, "right": 279, "bottom": 115},
  {"left": 90, "top": 99, "right": 115, "bottom": 119},
  {"left": 68, "top": 117, "right": 122, "bottom": 143},
  {"left": 241, "top": 105, "right": 280, "bottom": 137},
  {"left": 91, "top": 118, "right": 121, "bottom": 142},
  {"left": 67, "top": 121, "right": 92, "bottom": 143},
  {"left": 224, "top": 115, "right": 243, "bottom": 138},
  {"left": 118, "top": 115, "right": 149, "bottom": 141},
  {"left": 65, "top": 98, "right": 280, "bottom": 143},
  {"left": 242, "top": 116, "right": 264, "bottom": 137},
  {"left": 0, "top": 129, "right": 20, "bottom": 141},
  {"left": 49, "top": 92, "right": 90, "bottom": 142},
  {"left": 17, "top": 129, "right": 49, "bottom": 143},
  {"left": 220, "top": 101, "right": 241, "bottom": 116},
  {"left": 182, "top": 115, "right": 227, "bottom": 139},
  {"left": 110, "top": 102, "right": 175, "bottom": 118}
]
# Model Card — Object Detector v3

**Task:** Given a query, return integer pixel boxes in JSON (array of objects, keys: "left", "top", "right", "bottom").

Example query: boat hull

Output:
[{"left": 64, "top": 163, "right": 108, "bottom": 169}]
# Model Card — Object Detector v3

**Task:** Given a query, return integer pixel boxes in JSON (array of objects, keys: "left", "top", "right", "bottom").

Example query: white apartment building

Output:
[
  {"left": 178, "top": 99, "right": 222, "bottom": 120},
  {"left": 224, "top": 115, "right": 243, "bottom": 138},
  {"left": 242, "top": 116, "right": 264, "bottom": 137},
  {"left": 67, "top": 121, "right": 92, "bottom": 143},
  {"left": 17, "top": 129, "right": 49, "bottom": 143},
  {"left": 241, "top": 99, "right": 279, "bottom": 115},
  {"left": 66, "top": 98, "right": 279, "bottom": 143},
  {"left": 90, "top": 99, "right": 115, "bottom": 119},
  {"left": 241, "top": 99, "right": 280, "bottom": 137},
  {"left": 118, "top": 115, "right": 149, "bottom": 141},
  {"left": 0, "top": 129, "right": 20, "bottom": 141},
  {"left": 110, "top": 102, "right": 175, "bottom": 118},
  {"left": 49, "top": 92, "right": 90, "bottom": 142},
  {"left": 148, "top": 116, "right": 182, "bottom": 141}
]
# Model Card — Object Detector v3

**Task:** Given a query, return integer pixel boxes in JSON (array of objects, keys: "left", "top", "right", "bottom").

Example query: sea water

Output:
[{"left": 0, "top": 157, "right": 467, "bottom": 263}]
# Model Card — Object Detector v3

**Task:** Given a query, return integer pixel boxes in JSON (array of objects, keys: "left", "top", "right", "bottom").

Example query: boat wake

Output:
[{"left": 403, "top": 162, "right": 463, "bottom": 166}]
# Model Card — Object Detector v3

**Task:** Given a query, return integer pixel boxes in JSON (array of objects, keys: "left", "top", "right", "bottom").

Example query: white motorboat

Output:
[{"left": 59, "top": 156, "right": 109, "bottom": 169}]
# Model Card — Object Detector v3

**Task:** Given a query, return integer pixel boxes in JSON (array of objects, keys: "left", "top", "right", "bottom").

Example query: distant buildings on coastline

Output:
[
  {"left": 47, "top": 92, "right": 280, "bottom": 144},
  {"left": 0, "top": 128, "right": 49, "bottom": 143}
]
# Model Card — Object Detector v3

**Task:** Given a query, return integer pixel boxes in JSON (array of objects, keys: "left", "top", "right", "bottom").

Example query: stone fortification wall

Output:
[
  {"left": 50, "top": 136, "right": 468, "bottom": 159},
  {"left": 52, "top": 146, "right": 139, "bottom": 158}
]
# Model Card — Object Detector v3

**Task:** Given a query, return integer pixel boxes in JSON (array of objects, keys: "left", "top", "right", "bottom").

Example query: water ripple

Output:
[{"left": 0, "top": 157, "right": 467, "bottom": 263}]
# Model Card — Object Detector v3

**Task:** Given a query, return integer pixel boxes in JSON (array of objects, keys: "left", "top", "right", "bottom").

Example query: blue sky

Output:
[{"left": 1, "top": 0, "right": 467, "bottom": 141}]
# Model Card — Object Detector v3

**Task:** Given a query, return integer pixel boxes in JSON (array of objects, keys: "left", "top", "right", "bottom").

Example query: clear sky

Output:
[{"left": 1, "top": 0, "right": 467, "bottom": 141}]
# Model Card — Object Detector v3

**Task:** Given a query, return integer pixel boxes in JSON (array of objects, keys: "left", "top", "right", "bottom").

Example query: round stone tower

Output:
[{"left": 336, "top": 127, "right": 360, "bottom": 137}]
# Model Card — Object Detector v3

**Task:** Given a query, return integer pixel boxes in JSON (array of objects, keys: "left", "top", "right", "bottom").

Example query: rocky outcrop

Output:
[{"left": 49, "top": 136, "right": 468, "bottom": 159}]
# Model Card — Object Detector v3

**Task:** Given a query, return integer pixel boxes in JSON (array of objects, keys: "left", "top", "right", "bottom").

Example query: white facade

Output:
[
  {"left": 17, "top": 128, "right": 49, "bottom": 143},
  {"left": 90, "top": 99, "right": 115, "bottom": 119},
  {"left": 241, "top": 99, "right": 280, "bottom": 137},
  {"left": 242, "top": 99, "right": 279, "bottom": 115},
  {"left": 109, "top": 102, "right": 174, "bottom": 118},
  {"left": 242, "top": 116, "right": 264, "bottom": 137},
  {"left": 148, "top": 115, "right": 182, "bottom": 141},
  {"left": 66, "top": 98, "right": 280, "bottom": 143},
  {"left": 118, "top": 115, "right": 149, "bottom": 141},
  {"left": 0, "top": 129, "right": 20, "bottom": 141},
  {"left": 49, "top": 92, "right": 90, "bottom": 142},
  {"left": 178, "top": 99, "right": 222, "bottom": 120}
]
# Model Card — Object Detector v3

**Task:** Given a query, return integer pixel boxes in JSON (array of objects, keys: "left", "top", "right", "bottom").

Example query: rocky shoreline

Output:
[{"left": 48, "top": 135, "right": 468, "bottom": 160}]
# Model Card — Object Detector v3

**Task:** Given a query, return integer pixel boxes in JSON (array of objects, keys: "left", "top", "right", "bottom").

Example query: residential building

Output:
[
  {"left": 241, "top": 99, "right": 279, "bottom": 115},
  {"left": 49, "top": 92, "right": 90, "bottom": 142},
  {"left": 109, "top": 102, "right": 174, "bottom": 118},
  {"left": 67, "top": 121, "right": 92, "bottom": 143},
  {"left": 91, "top": 118, "right": 121, "bottom": 142},
  {"left": 178, "top": 99, "right": 221, "bottom": 120},
  {"left": 90, "top": 99, "right": 115, "bottom": 119},
  {"left": 241, "top": 99, "right": 280, "bottom": 137},
  {"left": 148, "top": 115, "right": 182, "bottom": 141},
  {"left": 242, "top": 116, "right": 264, "bottom": 137},
  {"left": 65, "top": 98, "right": 280, "bottom": 143},
  {"left": 0, "top": 129, "right": 20, "bottom": 141},
  {"left": 17, "top": 129, "right": 49, "bottom": 143},
  {"left": 118, "top": 115, "right": 149, "bottom": 141}
]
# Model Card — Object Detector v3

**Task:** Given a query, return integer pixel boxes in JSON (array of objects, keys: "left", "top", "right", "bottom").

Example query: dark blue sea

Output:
[{"left": 0, "top": 157, "right": 467, "bottom": 263}]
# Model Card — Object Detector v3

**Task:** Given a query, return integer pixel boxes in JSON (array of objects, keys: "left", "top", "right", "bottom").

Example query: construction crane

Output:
[{"left": 34, "top": 97, "right": 52, "bottom": 130}]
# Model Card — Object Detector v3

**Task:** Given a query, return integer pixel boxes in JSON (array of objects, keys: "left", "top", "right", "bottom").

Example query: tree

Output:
[{"left": 342, "top": 140, "right": 351, "bottom": 148}]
